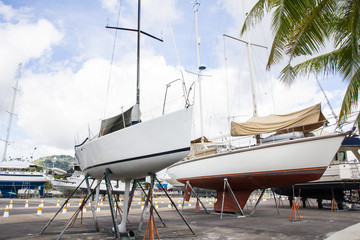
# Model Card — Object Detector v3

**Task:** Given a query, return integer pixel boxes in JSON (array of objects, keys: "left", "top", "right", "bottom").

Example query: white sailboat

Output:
[
  {"left": 166, "top": 4, "right": 348, "bottom": 213},
  {"left": 74, "top": 0, "right": 193, "bottom": 233},
  {"left": 167, "top": 106, "right": 347, "bottom": 212}
]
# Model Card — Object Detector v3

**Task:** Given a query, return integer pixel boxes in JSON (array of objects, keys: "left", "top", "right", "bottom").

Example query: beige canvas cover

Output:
[{"left": 231, "top": 103, "right": 327, "bottom": 136}]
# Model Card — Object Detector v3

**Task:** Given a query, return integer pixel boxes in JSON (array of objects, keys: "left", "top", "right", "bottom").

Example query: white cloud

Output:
[
  {"left": 100, "top": 0, "right": 119, "bottom": 14},
  {"left": 0, "top": 16, "right": 63, "bottom": 117},
  {"left": 0, "top": 1, "right": 32, "bottom": 22},
  {"left": 0, "top": 2, "right": 63, "bottom": 159}
]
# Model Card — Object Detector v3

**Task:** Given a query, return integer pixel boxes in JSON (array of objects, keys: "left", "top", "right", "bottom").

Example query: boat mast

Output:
[
  {"left": 242, "top": 1, "right": 257, "bottom": 116},
  {"left": 194, "top": 2, "right": 206, "bottom": 143},
  {"left": 245, "top": 31, "right": 257, "bottom": 116},
  {"left": 136, "top": 0, "right": 141, "bottom": 109},
  {"left": 2, "top": 63, "right": 22, "bottom": 161},
  {"left": 106, "top": 0, "right": 163, "bottom": 121},
  {"left": 222, "top": 2, "right": 267, "bottom": 144}
]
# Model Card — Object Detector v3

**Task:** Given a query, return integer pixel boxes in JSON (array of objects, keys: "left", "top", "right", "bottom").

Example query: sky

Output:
[{"left": 0, "top": 0, "right": 351, "bottom": 161}]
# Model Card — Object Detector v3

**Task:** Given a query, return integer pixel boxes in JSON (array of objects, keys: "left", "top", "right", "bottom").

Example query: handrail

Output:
[
  {"left": 74, "top": 137, "right": 89, "bottom": 149},
  {"left": 162, "top": 78, "right": 190, "bottom": 115}
]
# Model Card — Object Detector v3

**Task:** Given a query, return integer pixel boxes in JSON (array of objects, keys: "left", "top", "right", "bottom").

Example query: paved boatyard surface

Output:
[{"left": 0, "top": 198, "right": 359, "bottom": 239}]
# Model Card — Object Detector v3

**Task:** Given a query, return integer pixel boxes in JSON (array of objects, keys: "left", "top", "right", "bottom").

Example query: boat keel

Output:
[
  {"left": 118, "top": 179, "right": 131, "bottom": 233},
  {"left": 215, "top": 189, "right": 253, "bottom": 212}
]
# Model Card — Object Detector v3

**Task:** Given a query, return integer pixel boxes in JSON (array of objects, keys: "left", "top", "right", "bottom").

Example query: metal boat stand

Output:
[
  {"left": 289, "top": 185, "right": 302, "bottom": 221},
  {"left": 104, "top": 169, "right": 121, "bottom": 239},
  {"left": 249, "top": 188, "right": 280, "bottom": 216},
  {"left": 220, "top": 178, "right": 245, "bottom": 219},
  {"left": 104, "top": 169, "right": 137, "bottom": 239},
  {"left": 135, "top": 174, "right": 195, "bottom": 239},
  {"left": 137, "top": 181, "right": 166, "bottom": 227},
  {"left": 136, "top": 174, "right": 155, "bottom": 239},
  {"left": 154, "top": 175, "right": 195, "bottom": 235},
  {"left": 141, "top": 184, "right": 160, "bottom": 239},
  {"left": 331, "top": 189, "right": 339, "bottom": 212},
  {"left": 183, "top": 180, "right": 209, "bottom": 214},
  {"left": 39, "top": 175, "right": 103, "bottom": 239}
]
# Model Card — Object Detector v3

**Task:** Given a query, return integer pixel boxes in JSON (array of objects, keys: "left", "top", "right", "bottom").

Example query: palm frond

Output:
[
  {"left": 243, "top": 0, "right": 360, "bottom": 123},
  {"left": 288, "top": 49, "right": 339, "bottom": 77},
  {"left": 267, "top": 0, "right": 317, "bottom": 68},
  {"left": 266, "top": 0, "right": 292, "bottom": 68},
  {"left": 339, "top": 65, "right": 360, "bottom": 125},
  {"left": 241, "top": 0, "right": 271, "bottom": 35},
  {"left": 287, "top": 0, "right": 335, "bottom": 59},
  {"left": 278, "top": 64, "right": 297, "bottom": 85}
]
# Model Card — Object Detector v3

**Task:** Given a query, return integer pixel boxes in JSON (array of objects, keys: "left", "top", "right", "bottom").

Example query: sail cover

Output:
[
  {"left": 231, "top": 103, "right": 328, "bottom": 136},
  {"left": 99, "top": 104, "right": 141, "bottom": 136}
]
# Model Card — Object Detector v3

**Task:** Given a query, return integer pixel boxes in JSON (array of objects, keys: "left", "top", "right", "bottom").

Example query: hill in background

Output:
[{"left": 34, "top": 155, "right": 77, "bottom": 171}]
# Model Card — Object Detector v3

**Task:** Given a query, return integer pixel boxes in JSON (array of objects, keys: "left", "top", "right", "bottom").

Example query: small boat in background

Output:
[
  {"left": 51, "top": 165, "right": 125, "bottom": 196},
  {"left": 0, "top": 160, "right": 49, "bottom": 198},
  {"left": 275, "top": 136, "right": 360, "bottom": 209}
]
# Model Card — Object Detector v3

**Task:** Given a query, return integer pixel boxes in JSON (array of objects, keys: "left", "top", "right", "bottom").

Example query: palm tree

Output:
[{"left": 241, "top": 0, "right": 360, "bottom": 127}]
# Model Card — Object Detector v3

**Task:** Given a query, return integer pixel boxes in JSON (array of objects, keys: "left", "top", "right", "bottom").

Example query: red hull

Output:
[{"left": 178, "top": 167, "right": 326, "bottom": 212}]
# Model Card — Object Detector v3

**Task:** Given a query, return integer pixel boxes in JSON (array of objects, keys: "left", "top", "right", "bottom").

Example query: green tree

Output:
[{"left": 242, "top": 0, "right": 360, "bottom": 126}]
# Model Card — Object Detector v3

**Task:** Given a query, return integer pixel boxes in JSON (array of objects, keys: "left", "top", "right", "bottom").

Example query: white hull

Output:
[
  {"left": 0, "top": 171, "right": 49, "bottom": 182},
  {"left": 319, "top": 163, "right": 360, "bottom": 182},
  {"left": 167, "top": 133, "right": 347, "bottom": 189},
  {"left": 75, "top": 107, "right": 193, "bottom": 180}
]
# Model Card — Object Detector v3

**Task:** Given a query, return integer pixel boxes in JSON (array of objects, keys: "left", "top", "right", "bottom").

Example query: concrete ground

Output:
[{"left": 0, "top": 198, "right": 359, "bottom": 239}]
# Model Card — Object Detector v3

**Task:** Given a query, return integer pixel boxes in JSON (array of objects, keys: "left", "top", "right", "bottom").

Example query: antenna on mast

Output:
[{"left": 193, "top": 1, "right": 207, "bottom": 143}]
